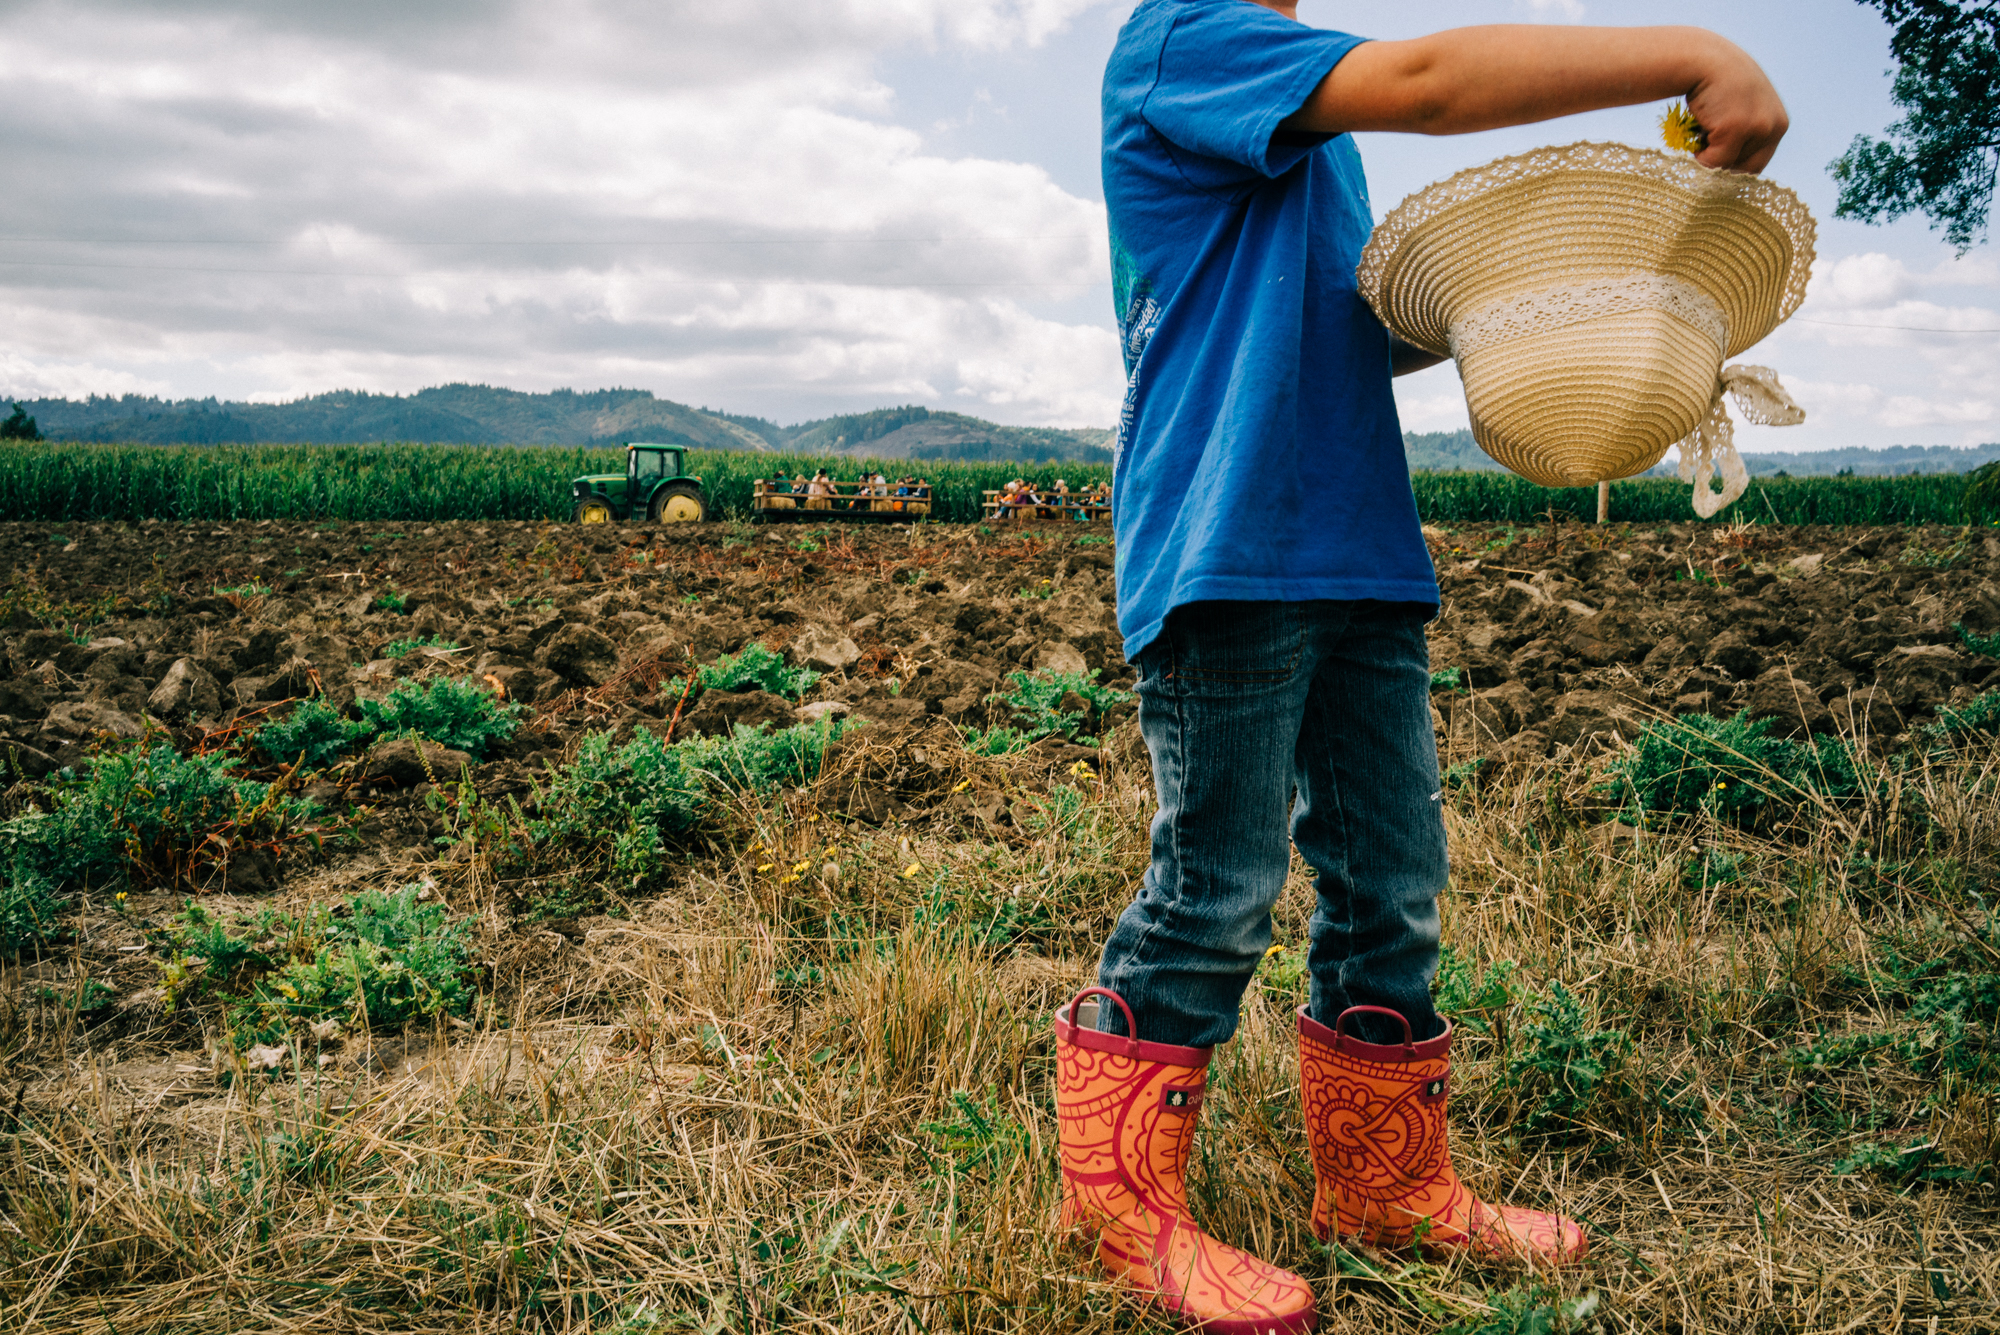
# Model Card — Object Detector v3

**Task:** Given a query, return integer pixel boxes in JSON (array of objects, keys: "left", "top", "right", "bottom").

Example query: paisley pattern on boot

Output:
[
  {"left": 1296, "top": 1006, "right": 1587, "bottom": 1265},
  {"left": 1056, "top": 988, "right": 1317, "bottom": 1335}
]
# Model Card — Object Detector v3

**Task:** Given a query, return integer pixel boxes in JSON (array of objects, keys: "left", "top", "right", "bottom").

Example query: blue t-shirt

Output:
[{"left": 1104, "top": 0, "right": 1437, "bottom": 660}]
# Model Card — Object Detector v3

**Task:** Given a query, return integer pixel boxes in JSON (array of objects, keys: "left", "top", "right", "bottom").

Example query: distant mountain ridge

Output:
[
  {"left": 1405, "top": 429, "right": 2000, "bottom": 477},
  {"left": 11, "top": 385, "right": 1114, "bottom": 464},
  {"left": 7, "top": 386, "right": 1995, "bottom": 474}
]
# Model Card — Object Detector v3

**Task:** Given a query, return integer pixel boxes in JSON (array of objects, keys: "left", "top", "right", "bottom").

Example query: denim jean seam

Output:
[{"left": 1103, "top": 642, "right": 1185, "bottom": 1033}]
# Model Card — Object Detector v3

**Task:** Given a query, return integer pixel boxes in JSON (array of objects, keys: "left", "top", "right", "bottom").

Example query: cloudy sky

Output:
[{"left": 0, "top": 0, "right": 1994, "bottom": 450}]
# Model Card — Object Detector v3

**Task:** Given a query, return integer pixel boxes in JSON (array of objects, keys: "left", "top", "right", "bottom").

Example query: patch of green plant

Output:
[
  {"left": 1955, "top": 622, "right": 2000, "bottom": 660},
  {"left": 1015, "top": 581, "right": 1055, "bottom": 600},
  {"left": 0, "top": 858, "right": 65, "bottom": 956},
  {"left": 1255, "top": 942, "right": 1309, "bottom": 1007},
  {"left": 1925, "top": 687, "right": 2000, "bottom": 741},
  {"left": 793, "top": 536, "right": 820, "bottom": 553},
  {"left": 1500, "top": 981, "right": 1632, "bottom": 1140},
  {"left": 960, "top": 723, "right": 1033, "bottom": 757},
  {"left": 374, "top": 588, "right": 409, "bottom": 613},
  {"left": 920, "top": 1088, "right": 1028, "bottom": 1183},
  {"left": 1793, "top": 923, "right": 2000, "bottom": 1082},
  {"left": 985, "top": 667, "right": 1134, "bottom": 745},
  {"left": 359, "top": 677, "right": 525, "bottom": 760},
  {"left": 1074, "top": 534, "right": 1111, "bottom": 546},
  {"left": 1682, "top": 845, "right": 1750, "bottom": 890},
  {"left": 381, "top": 635, "right": 460, "bottom": 660},
  {"left": 1899, "top": 533, "right": 1972, "bottom": 569},
  {"left": 515, "top": 875, "right": 619, "bottom": 924},
  {"left": 213, "top": 583, "right": 270, "bottom": 598},
  {"left": 1831, "top": 1137, "right": 1988, "bottom": 1188},
  {"left": 697, "top": 641, "right": 820, "bottom": 701},
  {"left": 1430, "top": 665, "right": 1466, "bottom": 694},
  {"left": 516, "top": 719, "right": 854, "bottom": 883},
  {"left": 35, "top": 977, "right": 117, "bottom": 1014},
  {"left": 1442, "top": 757, "right": 1488, "bottom": 791},
  {"left": 913, "top": 872, "right": 1056, "bottom": 950},
  {"left": 1439, "top": 1285, "right": 1600, "bottom": 1335},
  {"left": 1606, "top": 710, "right": 1865, "bottom": 825},
  {"left": 256, "top": 699, "right": 373, "bottom": 769},
  {"left": 159, "top": 886, "right": 474, "bottom": 1045},
  {"left": 0, "top": 743, "right": 321, "bottom": 928},
  {"left": 1433, "top": 946, "right": 1519, "bottom": 1035}
]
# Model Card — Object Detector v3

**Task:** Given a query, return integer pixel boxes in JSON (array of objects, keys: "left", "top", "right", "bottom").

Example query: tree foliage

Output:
[
  {"left": 1831, "top": 0, "right": 2000, "bottom": 251},
  {"left": 0, "top": 404, "right": 40, "bottom": 441}
]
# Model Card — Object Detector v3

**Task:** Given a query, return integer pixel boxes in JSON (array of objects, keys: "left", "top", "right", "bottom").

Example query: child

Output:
[{"left": 1055, "top": 5, "right": 1788, "bottom": 1332}]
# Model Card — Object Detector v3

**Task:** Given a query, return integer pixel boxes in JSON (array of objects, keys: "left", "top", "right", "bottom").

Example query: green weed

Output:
[
  {"left": 381, "top": 635, "right": 460, "bottom": 659},
  {"left": 1607, "top": 710, "right": 1864, "bottom": 825},
  {"left": 1501, "top": 981, "right": 1632, "bottom": 1140},
  {"left": 359, "top": 677, "right": 524, "bottom": 760},
  {"left": 257, "top": 699, "right": 373, "bottom": 769},
  {"left": 159, "top": 886, "right": 474, "bottom": 1045},
  {"left": 1925, "top": 688, "right": 2000, "bottom": 741},
  {"left": 516, "top": 719, "right": 853, "bottom": 884},
  {"left": 1440, "top": 1285, "right": 1600, "bottom": 1335},
  {"left": 1954, "top": 622, "right": 2000, "bottom": 659},
  {"left": 374, "top": 589, "right": 409, "bottom": 613},
  {"left": 985, "top": 667, "right": 1133, "bottom": 745},
  {"left": 920, "top": 1088, "right": 1028, "bottom": 1182},
  {"left": 960, "top": 724, "right": 1034, "bottom": 757},
  {"left": 698, "top": 642, "right": 821, "bottom": 701},
  {"left": 1433, "top": 946, "right": 1519, "bottom": 1036},
  {"left": 0, "top": 743, "right": 320, "bottom": 909}
]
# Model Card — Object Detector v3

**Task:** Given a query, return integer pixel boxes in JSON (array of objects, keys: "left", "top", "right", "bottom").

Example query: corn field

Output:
[{"left": 0, "top": 441, "right": 1980, "bottom": 526}]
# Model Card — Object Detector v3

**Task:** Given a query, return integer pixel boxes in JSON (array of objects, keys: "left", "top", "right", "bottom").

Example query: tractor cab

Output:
[{"left": 571, "top": 443, "right": 708, "bottom": 524}]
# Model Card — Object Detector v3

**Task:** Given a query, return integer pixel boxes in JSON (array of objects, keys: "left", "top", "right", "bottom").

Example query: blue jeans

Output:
[{"left": 1097, "top": 600, "right": 1447, "bottom": 1049}]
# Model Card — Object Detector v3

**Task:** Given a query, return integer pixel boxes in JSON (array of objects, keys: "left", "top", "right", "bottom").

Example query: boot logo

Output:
[
  {"left": 1162, "top": 1086, "right": 1203, "bottom": 1112},
  {"left": 1422, "top": 1078, "right": 1448, "bottom": 1103}
]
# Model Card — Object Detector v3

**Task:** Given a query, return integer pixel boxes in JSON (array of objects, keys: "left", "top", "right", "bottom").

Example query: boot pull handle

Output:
[
  {"left": 1333, "top": 1005, "right": 1416, "bottom": 1058},
  {"left": 1064, "top": 986, "right": 1140, "bottom": 1057}
]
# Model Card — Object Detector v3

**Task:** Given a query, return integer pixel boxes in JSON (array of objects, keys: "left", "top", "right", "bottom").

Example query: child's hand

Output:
[{"left": 1684, "top": 37, "right": 1789, "bottom": 174}]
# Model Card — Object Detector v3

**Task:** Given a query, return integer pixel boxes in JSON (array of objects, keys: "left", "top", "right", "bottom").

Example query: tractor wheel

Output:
[
  {"left": 573, "top": 497, "right": 614, "bottom": 525},
  {"left": 650, "top": 483, "right": 707, "bottom": 523}
]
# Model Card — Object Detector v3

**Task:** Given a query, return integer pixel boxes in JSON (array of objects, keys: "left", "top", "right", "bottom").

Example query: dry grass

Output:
[{"left": 3, "top": 724, "right": 1998, "bottom": 1333}]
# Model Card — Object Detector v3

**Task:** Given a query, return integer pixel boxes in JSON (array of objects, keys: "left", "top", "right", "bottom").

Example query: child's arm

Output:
[{"left": 1283, "top": 25, "right": 1787, "bottom": 173}]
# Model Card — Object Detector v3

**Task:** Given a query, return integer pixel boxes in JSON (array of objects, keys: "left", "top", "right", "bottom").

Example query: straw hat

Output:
[{"left": 1357, "top": 142, "right": 1815, "bottom": 515}]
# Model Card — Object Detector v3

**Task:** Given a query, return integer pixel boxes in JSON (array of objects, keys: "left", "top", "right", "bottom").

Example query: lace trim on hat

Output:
[
  {"left": 1676, "top": 365, "right": 1807, "bottom": 518},
  {"left": 1446, "top": 276, "right": 1728, "bottom": 360},
  {"left": 1356, "top": 141, "right": 1816, "bottom": 329}
]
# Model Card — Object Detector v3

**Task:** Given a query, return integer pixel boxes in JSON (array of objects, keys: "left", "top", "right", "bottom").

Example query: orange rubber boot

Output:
[
  {"left": 1296, "top": 1005, "right": 1587, "bottom": 1265},
  {"left": 1055, "top": 988, "right": 1317, "bottom": 1334}
]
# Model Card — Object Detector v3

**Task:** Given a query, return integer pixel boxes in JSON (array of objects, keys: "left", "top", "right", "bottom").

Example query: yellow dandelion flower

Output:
[
  {"left": 1660, "top": 101, "right": 1705, "bottom": 154},
  {"left": 901, "top": 862, "right": 922, "bottom": 879},
  {"left": 1263, "top": 943, "right": 1287, "bottom": 960},
  {"left": 951, "top": 779, "right": 973, "bottom": 793},
  {"left": 756, "top": 863, "right": 775, "bottom": 873}
]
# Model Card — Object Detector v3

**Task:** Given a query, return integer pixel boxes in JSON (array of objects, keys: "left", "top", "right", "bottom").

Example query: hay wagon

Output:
[{"left": 752, "top": 478, "right": 932, "bottom": 522}]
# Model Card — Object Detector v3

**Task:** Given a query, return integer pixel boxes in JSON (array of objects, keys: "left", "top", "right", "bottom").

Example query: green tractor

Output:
[{"left": 571, "top": 443, "right": 708, "bottom": 525}]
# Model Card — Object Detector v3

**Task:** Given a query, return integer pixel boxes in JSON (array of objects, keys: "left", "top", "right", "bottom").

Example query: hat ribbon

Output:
[{"left": 1674, "top": 365, "right": 1805, "bottom": 519}]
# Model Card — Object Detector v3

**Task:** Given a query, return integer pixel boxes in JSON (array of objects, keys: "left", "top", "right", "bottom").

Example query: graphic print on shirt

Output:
[{"left": 1111, "top": 235, "right": 1161, "bottom": 468}]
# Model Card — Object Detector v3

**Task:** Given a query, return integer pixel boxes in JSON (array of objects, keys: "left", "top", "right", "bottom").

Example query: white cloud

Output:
[
  {"left": 0, "top": 0, "right": 1122, "bottom": 425},
  {"left": 1515, "top": 0, "right": 1587, "bottom": 21},
  {"left": 0, "top": 352, "right": 169, "bottom": 401}
]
